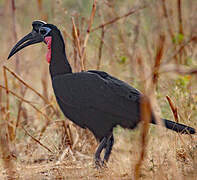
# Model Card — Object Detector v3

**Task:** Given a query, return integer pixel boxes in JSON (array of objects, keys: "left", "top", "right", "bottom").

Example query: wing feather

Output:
[{"left": 52, "top": 71, "right": 141, "bottom": 119}]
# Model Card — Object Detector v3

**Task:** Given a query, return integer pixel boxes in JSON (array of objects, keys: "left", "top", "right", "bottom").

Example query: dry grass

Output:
[{"left": 0, "top": 0, "right": 197, "bottom": 179}]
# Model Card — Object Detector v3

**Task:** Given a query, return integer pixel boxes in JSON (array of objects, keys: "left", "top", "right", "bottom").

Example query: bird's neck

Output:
[
  {"left": 49, "top": 51, "right": 72, "bottom": 77},
  {"left": 49, "top": 34, "right": 72, "bottom": 77}
]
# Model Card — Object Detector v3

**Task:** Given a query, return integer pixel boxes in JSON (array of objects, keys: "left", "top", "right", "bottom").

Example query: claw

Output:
[
  {"left": 94, "top": 158, "right": 108, "bottom": 169},
  {"left": 94, "top": 157, "right": 102, "bottom": 169},
  {"left": 101, "top": 160, "right": 108, "bottom": 168}
]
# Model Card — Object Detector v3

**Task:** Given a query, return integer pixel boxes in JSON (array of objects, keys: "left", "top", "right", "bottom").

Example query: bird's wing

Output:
[{"left": 52, "top": 71, "right": 141, "bottom": 119}]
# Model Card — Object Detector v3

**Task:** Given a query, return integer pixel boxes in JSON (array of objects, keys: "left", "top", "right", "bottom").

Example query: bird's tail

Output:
[{"left": 151, "top": 118, "right": 196, "bottom": 134}]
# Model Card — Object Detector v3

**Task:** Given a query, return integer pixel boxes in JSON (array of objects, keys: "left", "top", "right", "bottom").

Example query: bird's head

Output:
[{"left": 8, "top": 20, "right": 63, "bottom": 63}]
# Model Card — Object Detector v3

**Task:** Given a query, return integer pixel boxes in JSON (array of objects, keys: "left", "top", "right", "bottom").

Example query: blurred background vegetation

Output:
[{"left": 0, "top": 0, "right": 197, "bottom": 179}]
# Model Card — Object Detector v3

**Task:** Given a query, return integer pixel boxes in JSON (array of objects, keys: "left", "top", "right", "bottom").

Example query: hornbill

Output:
[{"left": 8, "top": 21, "right": 196, "bottom": 167}]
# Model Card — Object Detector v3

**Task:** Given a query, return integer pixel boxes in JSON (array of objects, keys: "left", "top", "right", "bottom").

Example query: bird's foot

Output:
[
  {"left": 94, "top": 157, "right": 102, "bottom": 169},
  {"left": 94, "top": 158, "right": 107, "bottom": 169},
  {"left": 101, "top": 160, "right": 107, "bottom": 168}
]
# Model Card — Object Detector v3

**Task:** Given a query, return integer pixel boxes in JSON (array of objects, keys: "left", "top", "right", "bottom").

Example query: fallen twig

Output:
[{"left": 21, "top": 126, "right": 53, "bottom": 153}]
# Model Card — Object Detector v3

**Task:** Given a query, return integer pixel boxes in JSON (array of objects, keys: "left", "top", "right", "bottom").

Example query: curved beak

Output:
[{"left": 8, "top": 30, "right": 44, "bottom": 59}]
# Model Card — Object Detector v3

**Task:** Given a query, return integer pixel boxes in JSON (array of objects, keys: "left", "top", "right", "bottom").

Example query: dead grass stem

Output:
[{"left": 91, "top": 5, "right": 147, "bottom": 33}]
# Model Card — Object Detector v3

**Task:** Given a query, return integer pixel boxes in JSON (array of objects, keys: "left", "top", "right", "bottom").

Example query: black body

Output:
[{"left": 8, "top": 21, "right": 196, "bottom": 167}]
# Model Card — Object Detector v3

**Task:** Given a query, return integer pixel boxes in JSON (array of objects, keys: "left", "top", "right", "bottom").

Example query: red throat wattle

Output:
[{"left": 44, "top": 36, "right": 52, "bottom": 63}]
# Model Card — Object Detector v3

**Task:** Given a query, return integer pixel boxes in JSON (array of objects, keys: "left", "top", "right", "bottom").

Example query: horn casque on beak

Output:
[{"left": 8, "top": 30, "right": 44, "bottom": 59}]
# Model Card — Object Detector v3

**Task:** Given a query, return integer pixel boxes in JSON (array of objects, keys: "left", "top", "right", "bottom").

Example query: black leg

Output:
[
  {"left": 103, "top": 135, "right": 114, "bottom": 163},
  {"left": 94, "top": 137, "right": 107, "bottom": 168}
]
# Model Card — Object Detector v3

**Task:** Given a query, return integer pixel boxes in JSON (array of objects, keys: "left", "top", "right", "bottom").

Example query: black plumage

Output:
[{"left": 8, "top": 21, "right": 196, "bottom": 167}]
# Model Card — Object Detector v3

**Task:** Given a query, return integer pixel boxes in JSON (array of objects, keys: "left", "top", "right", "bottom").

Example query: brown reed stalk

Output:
[
  {"left": 0, "top": 84, "right": 52, "bottom": 124},
  {"left": 72, "top": 20, "right": 80, "bottom": 71},
  {"left": 96, "top": 8, "right": 105, "bottom": 70},
  {"left": 166, "top": 96, "right": 179, "bottom": 123},
  {"left": 0, "top": 124, "right": 16, "bottom": 179},
  {"left": 0, "top": 70, "right": 2, "bottom": 110},
  {"left": 134, "top": 96, "right": 151, "bottom": 180},
  {"left": 62, "top": 121, "right": 73, "bottom": 149},
  {"left": 36, "top": 0, "right": 48, "bottom": 21},
  {"left": 3, "top": 67, "right": 16, "bottom": 142},
  {"left": 134, "top": 54, "right": 151, "bottom": 180},
  {"left": 3, "top": 66, "right": 9, "bottom": 120},
  {"left": 37, "top": 0, "right": 43, "bottom": 12},
  {"left": 161, "top": 0, "right": 179, "bottom": 64},
  {"left": 177, "top": 0, "right": 186, "bottom": 64},
  {"left": 72, "top": 26, "right": 78, "bottom": 71},
  {"left": 15, "top": 86, "right": 27, "bottom": 136},
  {"left": 62, "top": 29, "right": 73, "bottom": 42},
  {"left": 3, "top": 66, "right": 57, "bottom": 114},
  {"left": 132, "top": 14, "right": 141, "bottom": 52},
  {"left": 166, "top": 96, "right": 188, "bottom": 153},
  {"left": 38, "top": 120, "right": 50, "bottom": 140},
  {"left": 80, "top": 0, "right": 98, "bottom": 71},
  {"left": 0, "top": 91, "right": 1, "bottom": 112},
  {"left": 160, "top": 65, "right": 197, "bottom": 76},
  {"left": 177, "top": 0, "right": 183, "bottom": 36},
  {"left": 10, "top": 0, "right": 19, "bottom": 74},
  {"left": 134, "top": 36, "right": 165, "bottom": 178},
  {"left": 0, "top": 69, "right": 16, "bottom": 178},
  {"left": 96, "top": 26, "right": 105, "bottom": 70},
  {"left": 1, "top": 67, "right": 17, "bottom": 177},
  {"left": 72, "top": 18, "right": 83, "bottom": 70},
  {"left": 91, "top": 5, "right": 147, "bottom": 33},
  {"left": 21, "top": 126, "right": 53, "bottom": 153},
  {"left": 153, "top": 34, "right": 165, "bottom": 85},
  {"left": 171, "top": 36, "right": 196, "bottom": 61},
  {"left": 50, "top": 0, "right": 55, "bottom": 18},
  {"left": 161, "top": 0, "right": 174, "bottom": 41}
]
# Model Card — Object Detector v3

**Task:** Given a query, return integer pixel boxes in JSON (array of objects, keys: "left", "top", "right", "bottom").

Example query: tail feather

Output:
[{"left": 151, "top": 118, "right": 196, "bottom": 134}]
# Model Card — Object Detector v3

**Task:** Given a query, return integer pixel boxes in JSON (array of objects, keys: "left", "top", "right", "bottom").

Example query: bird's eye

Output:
[
  {"left": 39, "top": 27, "right": 51, "bottom": 36},
  {"left": 40, "top": 29, "right": 47, "bottom": 35}
]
